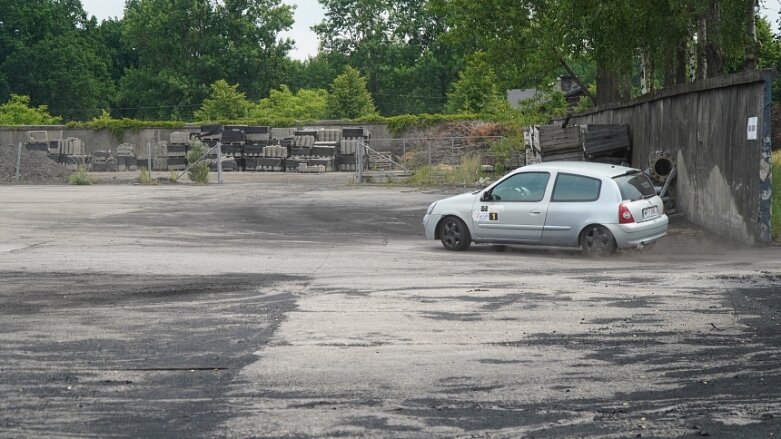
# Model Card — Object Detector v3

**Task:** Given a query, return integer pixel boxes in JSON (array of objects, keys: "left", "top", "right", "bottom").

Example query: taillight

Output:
[{"left": 618, "top": 203, "right": 635, "bottom": 224}]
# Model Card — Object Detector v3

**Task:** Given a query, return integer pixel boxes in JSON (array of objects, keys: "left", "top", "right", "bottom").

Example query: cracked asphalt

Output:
[{"left": 1, "top": 173, "right": 780, "bottom": 438}]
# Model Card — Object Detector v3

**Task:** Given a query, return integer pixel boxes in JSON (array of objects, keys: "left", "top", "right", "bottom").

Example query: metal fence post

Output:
[
  {"left": 147, "top": 142, "right": 152, "bottom": 172},
  {"left": 451, "top": 138, "right": 455, "bottom": 170},
  {"left": 356, "top": 139, "right": 365, "bottom": 183},
  {"left": 216, "top": 141, "right": 223, "bottom": 184},
  {"left": 15, "top": 142, "right": 22, "bottom": 183}
]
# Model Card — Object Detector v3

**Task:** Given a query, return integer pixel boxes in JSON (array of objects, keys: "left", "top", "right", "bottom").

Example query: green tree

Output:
[
  {"left": 194, "top": 80, "right": 254, "bottom": 121},
  {"left": 0, "top": 0, "right": 114, "bottom": 120},
  {"left": 0, "top": 94, "right": 62, "bottom": 125},
  {"left": 120, "top": 0, "right": 294, "bottom": 119},
  {"left": 314, "top": 0, "right": 463, "bottom": 115},
  {"left": 445, "top": 54, "right": 503, "bottom": 114},
  {"left": 251, "top": 85, "right": 329, "bottom": 120},
  {"left": 325, "top": 67, "right": 377, "bottom": 119},
  {"left": 438, "top": 0, "right": 760, "bottom": 106}
]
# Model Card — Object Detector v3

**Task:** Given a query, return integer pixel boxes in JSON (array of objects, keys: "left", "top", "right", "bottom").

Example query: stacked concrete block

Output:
[
  {"left": 200, "top": 124, "right": 223, "bottom": 145},
  {"left": 24, "top": 131, "right": 50, "bottom": 152},
  {"left": 91, "top": 150, "right": 116, "bottom": 171},
  {"left": 316, "top": 128, "right": 341, "bottom": 145},
  {"left": 246, "top": 157, "right": 285, "bottom": 171},
  {"left": 116, "top": 143, "right": 137, "bottom": 171},
  {"left": 335, "top": 155, "right": 357, "bottom": 172},
  {"left": 167, "top": 131, "right": 190, "bottom": 171},
  {"left": 263, "top": 145, "right": 288, "bottom": 158},
  {"left": 246, "top": 126, "right": 270, "bottom": 143},
  {"left": 243, "top": 126, "right": 271, "bottom": 160},
  {"left": 271, "top": 127, "right": 296, "bottom": 142},
  {"left": 294, "top": 130, "right": 316, "bottom": 148},
  {"left": 153, "top": 141, "right": 168, "bottom": 171},
  {"left": 336, "top": 128, "right": 368, "bottom": 172}
]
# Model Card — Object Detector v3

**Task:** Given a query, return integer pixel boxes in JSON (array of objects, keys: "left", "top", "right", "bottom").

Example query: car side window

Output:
[
  {"left": 490, "top": 172, "right": 550, "bottom": 202},
  {"left": 551, "top": 173, "right": 602, "bottom": 202}
]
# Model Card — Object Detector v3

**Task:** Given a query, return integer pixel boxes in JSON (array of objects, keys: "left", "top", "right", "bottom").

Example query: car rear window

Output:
[{"left": 613, "top": 172, "right": 656, "bottom": 201}]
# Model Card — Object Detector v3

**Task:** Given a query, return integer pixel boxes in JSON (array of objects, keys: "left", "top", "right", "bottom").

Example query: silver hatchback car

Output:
[{"left": 423, "top": 161, "right": 668, "bottom": 255}]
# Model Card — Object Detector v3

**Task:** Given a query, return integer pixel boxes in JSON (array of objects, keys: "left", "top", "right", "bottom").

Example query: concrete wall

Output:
[
  {"left": 560, "top": 69, "right": 774, "bottom": 244},
  {"left": 0, "top": 122, "right": 392, "bottom": 157}
]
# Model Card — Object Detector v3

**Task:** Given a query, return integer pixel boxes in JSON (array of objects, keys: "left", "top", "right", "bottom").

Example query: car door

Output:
[
  {"left": 541, "top": 172, "right": 605, "bottom": 247},
  {"left": 472, "top": 171, "right": 551, "bottom": 242}
]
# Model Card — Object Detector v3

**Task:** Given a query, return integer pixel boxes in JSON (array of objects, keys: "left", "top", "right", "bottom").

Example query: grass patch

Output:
[
  {"left": 406, "top": 153, "right": 487, "bottom": 187},
  {"left": 772, "top": 150, "right": 780, "bottom": 243}
]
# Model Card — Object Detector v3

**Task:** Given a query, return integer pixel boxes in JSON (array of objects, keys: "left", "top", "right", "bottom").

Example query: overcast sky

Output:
[{"left": 81, "top": 0, "right": 781, "bottom": 61}]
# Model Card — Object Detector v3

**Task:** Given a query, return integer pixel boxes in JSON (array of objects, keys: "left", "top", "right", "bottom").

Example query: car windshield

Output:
[{"left": 613, "top": 172, "right": 656, "bottom": 201}]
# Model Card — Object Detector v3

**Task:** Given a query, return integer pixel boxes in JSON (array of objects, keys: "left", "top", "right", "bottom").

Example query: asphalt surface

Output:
[{"left": 1, "top": 173, "right": 780, "bottom": 438}]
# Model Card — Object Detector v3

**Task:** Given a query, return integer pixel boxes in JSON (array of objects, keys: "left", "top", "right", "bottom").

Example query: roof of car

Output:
[{"left": 518, "top": 161, "right": 638, "bottom": 178}]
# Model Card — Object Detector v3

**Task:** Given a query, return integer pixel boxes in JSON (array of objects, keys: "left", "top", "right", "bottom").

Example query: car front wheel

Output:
[
  {"left": 439, "top": 216, "right": 471, "bottom": 251},
  {"left": 580, "top": 225, "right": 617, "bottom": 256}
]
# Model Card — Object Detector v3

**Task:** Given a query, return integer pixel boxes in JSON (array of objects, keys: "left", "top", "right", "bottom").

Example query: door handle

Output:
[{"left": 530, "top": 209, "right": 541, "bottom": 214}]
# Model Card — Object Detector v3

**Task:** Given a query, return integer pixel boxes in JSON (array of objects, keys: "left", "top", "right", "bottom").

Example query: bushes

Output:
[
  {"left": 68, "top": 165, "right": 92, "bottom": 185},
  {"left": 186, "top": 141, "right": 210, "bottom": 184}
]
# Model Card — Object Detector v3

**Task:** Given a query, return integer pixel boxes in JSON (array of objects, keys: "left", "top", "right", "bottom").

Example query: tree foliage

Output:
[
  {"left": 314, "top": 0, "right": 464, "bottom": 114},
  {"left": 0, "top": 0, "right": 113, "bottom": 120},
  {"left": 119, "top": 0, "right": 294, "bottom": 119},
  {"left": 0, "top": 94, "right": 62, "bottom": 125},
  {"left": 326, "top": 67, "right": 377, "bottom": 119},
  {"left": 445, "top": 53, "right": 503, "bottom": 114},
  {"left": 194, "top": 80, "right": 254, "bottom": 121},
  {"left": 0, "top": 0, "right": 776, "bottom": 123},
  {"left": 251, "top": 85, "right": 329, "bottom": 120}
]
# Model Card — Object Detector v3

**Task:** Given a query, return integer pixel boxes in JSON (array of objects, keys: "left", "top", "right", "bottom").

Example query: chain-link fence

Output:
[{"left": 364, "top": 136, "right": 526, "bottom": 185}]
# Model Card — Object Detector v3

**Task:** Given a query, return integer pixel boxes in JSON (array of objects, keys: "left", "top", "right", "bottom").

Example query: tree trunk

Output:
[
  {"left": 595, "top": 62, "right": 627, "bottom": 106},
  {"left": 743, "top": 0, "right": 759, "bottom": 70},
  {"left": 698, "top": 1, "right": 724, "bottom": 79}
]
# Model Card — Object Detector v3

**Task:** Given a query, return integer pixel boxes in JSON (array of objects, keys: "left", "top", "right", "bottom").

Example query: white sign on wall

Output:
[{"left": 747, "top": 116, "right": 758, "bottom": 140}]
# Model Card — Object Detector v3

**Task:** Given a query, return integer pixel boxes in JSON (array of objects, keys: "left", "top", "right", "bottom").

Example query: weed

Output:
[
  {"left": 68, "top": 165, "right": 92, "bottom": 185},
  {"left": 406, "top": 153, "right": 486, "bottom": 187},
  {"left": 137, "top": 167, "right": 158, "bottom": 185}
]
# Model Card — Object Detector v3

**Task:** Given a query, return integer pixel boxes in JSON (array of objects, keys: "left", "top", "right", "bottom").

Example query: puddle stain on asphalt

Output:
[{"left": 0, "top": 271, "right": 302, "bottom": 437}]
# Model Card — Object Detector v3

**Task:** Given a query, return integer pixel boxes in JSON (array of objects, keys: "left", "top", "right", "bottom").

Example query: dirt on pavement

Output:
[{"left": 0, "top": 175, "right": 779, "bottom": 438}]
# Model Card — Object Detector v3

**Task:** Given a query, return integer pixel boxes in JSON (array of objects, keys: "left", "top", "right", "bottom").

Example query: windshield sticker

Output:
[{"left": 489, "top": 213, "right": 499, "bottom": 221}]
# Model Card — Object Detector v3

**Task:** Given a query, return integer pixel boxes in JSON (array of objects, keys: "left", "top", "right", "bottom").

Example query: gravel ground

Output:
[
  {"left": 0, "top": 176, "right": 779, "bottom": 438},
  {"left": 0, "top": 144, "right": 68, "bottom": 184}
]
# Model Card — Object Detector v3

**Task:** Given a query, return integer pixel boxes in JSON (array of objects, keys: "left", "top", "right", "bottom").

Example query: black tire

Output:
[
  {"left": 439, "top": 216, "right": 472, "bottom": 251},
  {"left": 580, "top": 225, "right": 617, "bottom": 256}
]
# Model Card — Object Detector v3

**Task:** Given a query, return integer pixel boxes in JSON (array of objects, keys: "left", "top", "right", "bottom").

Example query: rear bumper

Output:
[{"left": 606, "top": 214, "right": 669, "bottom": 248}]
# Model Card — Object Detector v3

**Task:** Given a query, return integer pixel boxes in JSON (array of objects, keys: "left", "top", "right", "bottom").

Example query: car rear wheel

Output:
[
  {"left": 439, "top": 216, "right": 471, "bottom": 251},
  {"left": 580, "top": 225, "right": 617, "bottom": 256}
]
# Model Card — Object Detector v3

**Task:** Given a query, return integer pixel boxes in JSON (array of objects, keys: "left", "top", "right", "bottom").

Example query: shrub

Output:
[
  {"left": 137, "top": 166, "right": 157, "bottom": 185},
  {"left": 68, "top": 165, "right": 92, "bottom": 185},
  {"left": 406, "top": 153, "right": 484, "bottom": 187},
  {"left": 187, "top": 141, "right": 210, "bottom": 184}
]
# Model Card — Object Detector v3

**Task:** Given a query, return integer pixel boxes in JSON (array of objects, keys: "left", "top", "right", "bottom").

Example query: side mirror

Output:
[{"left": 480, "top": 191, "right": 492, "bottom": 202}]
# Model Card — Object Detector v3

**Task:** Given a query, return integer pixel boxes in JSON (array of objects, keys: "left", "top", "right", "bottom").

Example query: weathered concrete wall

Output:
[
  {"left": 0, "top": 122, "right": 392, "bottom": 156},
  {"left": 561, "top": 69, "right": 774, "bottom": 244}
]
